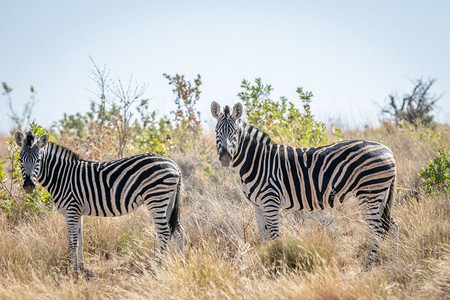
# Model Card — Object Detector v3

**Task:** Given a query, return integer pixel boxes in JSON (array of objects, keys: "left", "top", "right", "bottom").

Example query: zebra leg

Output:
[
  {"left": 359, "top": 197, "right": 389, "bottom": 271},
  {"left": 166, "top": 188, "right": 185, "bottom": 253},
  {"left": 64, "top": 211, "right": 82, "bottom": 274},
  {"left": 390, "top": 218, "right": 399, "bottom": 258},
  {"left": 261, "top": 200, "right": 281, "bottom": 240},
  {"left": 77, "top": 216, "right": 84, "bottom": 271},
  {"left": 363, "top": 227, "right": 383, "bottom": 271},
  {"left": 148, "top": 205, "right": 171, "bottom": 262},
  {"left": 173, "top": 223, "right": 186, "bottom": 252},
  {"left": 254, "top": 206, "right": 268, "bottom": 241},
  {"left": 76, "top": 216, "right": 96, "bottom": 278}
]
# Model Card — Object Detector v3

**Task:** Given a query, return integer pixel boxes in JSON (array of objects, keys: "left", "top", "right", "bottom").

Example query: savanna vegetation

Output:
[{"left": 0, "top": 65, "right": 449, "bottom": 299}]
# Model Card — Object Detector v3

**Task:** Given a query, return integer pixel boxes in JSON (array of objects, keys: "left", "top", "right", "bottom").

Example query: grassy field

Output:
[{"left": 0, "top": 124, "right": 449, "bottom": 299}]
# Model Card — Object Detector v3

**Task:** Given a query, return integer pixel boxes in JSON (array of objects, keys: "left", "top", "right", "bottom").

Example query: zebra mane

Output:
[
  {"left": 47, "top": 142, "right": 81, "bottom": 161},
  {"left": 223, "top": 105, "right": 231, "bottom": 118},
  {"left": 25, "top": 131, "right": 35, "bottom": 146},
  {"left": 237, "top": 119, "right": 273, "bottom": 145}
]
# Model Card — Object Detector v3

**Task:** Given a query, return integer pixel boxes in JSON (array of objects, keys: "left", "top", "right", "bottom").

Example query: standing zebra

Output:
[
  {"left": 210, "top": 101, "right": 398, "bottom": 271},
  {"left": 14, "top": 130, "right": 185, "bottom": 275}
]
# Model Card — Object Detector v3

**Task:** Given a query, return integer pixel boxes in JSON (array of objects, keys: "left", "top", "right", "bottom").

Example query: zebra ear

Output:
[
  {"left": 211, "top": 101, "right": 222, "bottom": 119},
  {"left": 232, "top": 102, "right": 243, "bottom": 119},
  {"left": 37, "top": 134, "right": 49, "bottom": 149},
  {"left": 14, "top": 131, "right": 24, "bottom": 148}
]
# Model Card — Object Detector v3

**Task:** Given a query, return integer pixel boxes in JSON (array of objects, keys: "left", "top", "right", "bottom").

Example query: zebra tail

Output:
[
  {"left": 381, "top": 178, "right": 395, "bottom": 233},
  {"left": 168, "top": 172, "right": 182, "bottom": 235}
]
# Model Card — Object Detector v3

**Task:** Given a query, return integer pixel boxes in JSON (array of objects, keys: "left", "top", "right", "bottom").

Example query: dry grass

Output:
[
  {"left": 0, "top": 135, "right": 9, "bottom": 158},
  {"left": 0, "top": 125, "right": 449, "bottom": 299}
]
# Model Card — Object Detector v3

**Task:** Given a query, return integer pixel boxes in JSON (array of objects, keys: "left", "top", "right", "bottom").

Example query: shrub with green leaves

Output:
[
  {"left": 237, "top": 78, "right": 331, "bottom": 147},
  {"left": 418, "top": 149, "right": 450, "bottom": 195},
  {"left": 133, "top": 99, "right": 172, "bottom": 156}
]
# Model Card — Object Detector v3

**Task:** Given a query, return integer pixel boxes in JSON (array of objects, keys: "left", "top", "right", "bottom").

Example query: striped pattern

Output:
[
  {"left": 211, "top": 102, "right": 398, "bottom": 271},
  {"left": 15, "top": 131, "right": 185, "bottom": 275}
]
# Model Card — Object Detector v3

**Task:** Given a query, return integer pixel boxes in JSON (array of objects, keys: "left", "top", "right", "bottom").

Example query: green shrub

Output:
[
  {"left": 418, "top": 149, "right": 450, "bottom": 195},
  {"left": 237, "top": 78, "right": 331, "bottom": 147},
  {"left": 133, "top": 99, "right": 172, "bottom": 156}
]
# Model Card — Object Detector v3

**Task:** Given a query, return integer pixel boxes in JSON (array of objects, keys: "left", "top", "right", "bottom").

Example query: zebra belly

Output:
[
  {"left": 81, "top": 195, "right": 145, "bottom": 217},
  {"left": 279, "top": 185, "right": 354, "bottom": 211}
]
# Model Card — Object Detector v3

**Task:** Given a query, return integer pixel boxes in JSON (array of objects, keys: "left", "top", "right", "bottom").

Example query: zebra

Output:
[
  {"left": 14, "top": 130, "right": 185, "bottom": 275},
  {"left": 210, "top": 101, "right": 398, "bottom": 271}
]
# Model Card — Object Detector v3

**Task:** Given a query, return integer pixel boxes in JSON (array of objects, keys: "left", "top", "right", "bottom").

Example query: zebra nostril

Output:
[{"left": 23, "top": 182, "right": 35, "bottom": 194}]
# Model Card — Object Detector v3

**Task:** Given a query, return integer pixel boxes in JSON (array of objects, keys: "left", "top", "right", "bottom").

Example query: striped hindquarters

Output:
[{"left": 278, "top": 140, "right": 396, "bottom": 211}]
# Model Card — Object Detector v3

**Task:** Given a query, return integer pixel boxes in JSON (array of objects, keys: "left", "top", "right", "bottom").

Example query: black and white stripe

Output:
[
  {"left": 15, "top": 130, "right": 185, "bottom": 274},
  {"left": 211, "top": 101, "right": 398, "bottom": 271}
]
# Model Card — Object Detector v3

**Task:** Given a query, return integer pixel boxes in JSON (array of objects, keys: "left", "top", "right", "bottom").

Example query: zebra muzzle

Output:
[
  {"left": 219, "top": 153, "right": 231, "bottom": 167},
  {"left": 23, "top": 177, "right": 35, "bottom": 194}
]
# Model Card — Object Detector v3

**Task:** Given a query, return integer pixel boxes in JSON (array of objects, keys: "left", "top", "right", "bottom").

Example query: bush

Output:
[
  {"left": 132, "top": 99, "right": 172, "bottom": 156},
  {"left": 418, "top": 149, "right": 450, "bottom": 195},
  {"left": 237, "top": 78, "right": 332, "bottom": 147}
]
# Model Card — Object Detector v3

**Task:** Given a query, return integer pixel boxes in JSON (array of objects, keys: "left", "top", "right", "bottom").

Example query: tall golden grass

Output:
[{"left": 0, "top": 124, "right": 449, "bottom": 299}]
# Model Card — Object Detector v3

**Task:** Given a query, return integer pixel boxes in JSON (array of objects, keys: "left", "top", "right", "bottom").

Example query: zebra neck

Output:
[
  {"left": 37, "top": 142, "right": 80, "bottom": 188},
  {"left": 231, "top": 121, "right": 273, "bottom": 178}
]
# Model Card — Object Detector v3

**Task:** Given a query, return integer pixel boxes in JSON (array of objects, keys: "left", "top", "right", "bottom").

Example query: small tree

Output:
[
  {"left": 163, "top": 73, "right": 202, "bottom": 132},
  {"left": 87, "top": 56, "right": 111, "bottom": 131},
  {"left": 382, "top": 78, "right": 442, "bottom": 127},
  {"left": 110, "top": 75, "right": 147, "bottom": 158},
  {"left": 163, "top": 73, "right": 203, "bottom": 152},
  {"left": 57, "top": 59, "right": 170, "bottom": 159}
]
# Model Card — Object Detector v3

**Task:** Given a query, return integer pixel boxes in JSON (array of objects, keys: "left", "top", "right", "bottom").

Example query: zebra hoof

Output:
[
  {"left": 83, "top": 269, "right": 97, "bottom": 279},
  {"left": 361, "top": 263, "right": 374, "bottom": 273}
]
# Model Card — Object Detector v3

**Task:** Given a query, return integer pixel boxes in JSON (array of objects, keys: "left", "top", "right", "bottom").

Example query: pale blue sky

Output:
[{"left": 1, "top": 0, "right": 449, "bottom": 133}]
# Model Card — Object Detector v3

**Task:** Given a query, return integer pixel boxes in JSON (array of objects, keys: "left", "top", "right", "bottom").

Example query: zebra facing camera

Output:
[
  {"left": 211, "top": 101, "right": 243, "bottom": 168},
  {"left": 209, "top": 101, "right": 398, "bottom": 272},
  {"left": 14, "top": 130, "right": 49, "bottom": 194}
]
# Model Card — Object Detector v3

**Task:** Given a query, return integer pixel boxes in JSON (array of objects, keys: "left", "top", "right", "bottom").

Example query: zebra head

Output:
[
  {"left": 14, "top": 130, "right": 49, "bottom": 194},
  {"left": 210, "top": 101, "right": 243, "bottom": 167}
]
